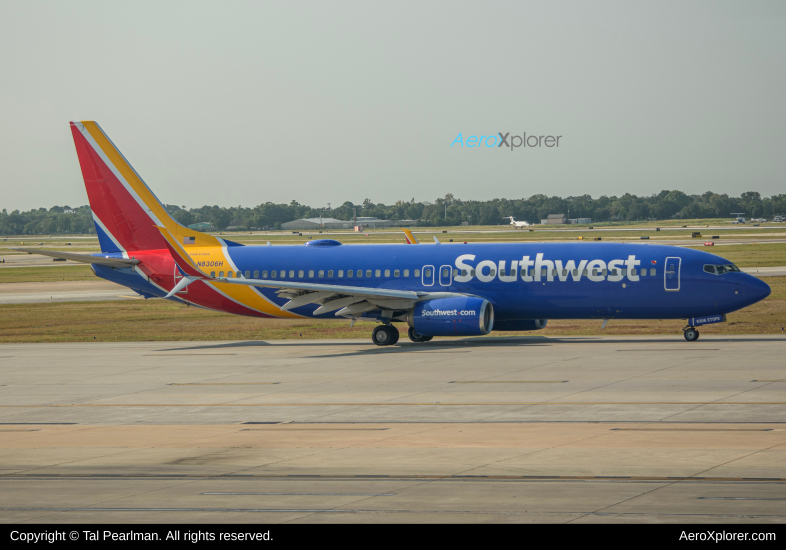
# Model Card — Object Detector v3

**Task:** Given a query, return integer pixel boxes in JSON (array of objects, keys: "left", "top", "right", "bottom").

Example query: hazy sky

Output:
[{"left": 1, "top": 1, "right": 784, "bottom": 211}]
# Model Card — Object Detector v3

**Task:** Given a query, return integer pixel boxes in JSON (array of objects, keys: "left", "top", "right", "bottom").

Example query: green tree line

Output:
[{"left": 2, "top": 191, "right": 785, "bottom": 234}]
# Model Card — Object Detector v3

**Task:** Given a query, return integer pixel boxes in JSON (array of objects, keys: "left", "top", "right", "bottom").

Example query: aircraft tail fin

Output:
[
  {"left": 69, "top": 121, "right": 218, "bottom": 253},
  {"left": 402, "top": 228, "right": 419, "bottom": 244}
]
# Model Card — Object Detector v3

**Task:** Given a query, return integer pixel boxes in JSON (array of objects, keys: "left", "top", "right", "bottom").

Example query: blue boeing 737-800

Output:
[{"left": 18, "top": 122, "right": 772, "bottom": 345}]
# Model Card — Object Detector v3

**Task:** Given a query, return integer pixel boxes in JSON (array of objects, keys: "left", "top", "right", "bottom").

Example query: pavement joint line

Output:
[
  {"left": 3, "top": 402, "right": 786, "bottom": 407},
  {"left": 2, "top": 474, "right": 785, "bottom": 482}
]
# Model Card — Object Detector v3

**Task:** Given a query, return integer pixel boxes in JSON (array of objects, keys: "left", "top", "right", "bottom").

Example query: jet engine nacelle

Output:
[
  {"left": 407, "top": 296, "right": 494, "bottom": 337},
  {"left": 492, "top": 319, "right": 548, "bottom": 331}
]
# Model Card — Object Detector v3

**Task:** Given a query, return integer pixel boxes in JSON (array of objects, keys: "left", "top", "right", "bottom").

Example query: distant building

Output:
[
  {"left": 281, "top": 217, "right": 417, "bottom": 231},
  {"left": 281, "top": 217, "right": 352, "bottom": 230},
  {"left": 544, "top": 214, "right": 567, "bottom": 224},
  {"left": 188, "top": 222, "right": 213, "bottom": 231},
  {"left": 568, "top": 218, "right": 592, "bottom": 224}
]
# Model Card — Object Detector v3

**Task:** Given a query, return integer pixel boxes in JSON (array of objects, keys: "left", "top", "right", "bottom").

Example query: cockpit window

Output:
[{"left": 704, "top": 264, "right": 741, "bottom": 275}]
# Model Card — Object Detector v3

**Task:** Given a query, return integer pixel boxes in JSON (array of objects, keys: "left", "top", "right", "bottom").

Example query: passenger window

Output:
[
  {"left": 442, "top": 268, "right": 449, "bottom": 277},
  {"left": 394, "top": 270, "right": 400, "bottom": 277},
  {"left": 219, "top": 271, "right": 224, "bottom": 277},
  {"left": 637, "top": 269, "right": 643, "bottom": 277},
  {"left": 632, "top": 268, "right": 637, "bottom": 276},
  {"left": 253, "top": 270, "right": 259, "bottom": 278},
  {"left": 271, "top": 270, "right": 277, "bottom": 278},
  {"left": 375, "top": 269, "right": 381, "bottom": 277},
  {"left": 348, "top": 270, "right": 353, "bottom": 277},
  {"left": 572, "top": 269, "right": 578, "bottom": 276},
  {"left": 602, "top": 269, "right": 607, "bottom": 276},
  {"left": 243, "top": 271, "right": 248, "bottom": 278},
  {"left": 541, "top": 268, "right": 547, "bottom": 277},
  {"left": 591, "top": 269, "right": 598, "bottom": 276},
  {"left": 424, "top": 268, "right": 432, "bottom": 277},
  {"left": 583, "top": 269, "right": 588, "bottom": 276},
  {"left": 366, "top": 270, "right": 372, "bottom": 277},
  {"left": 318, "top": 270, "right": 324, "bottom": 277},
  {"left": 228, "top": 271, "right": 234, "bottom": 278},
  {"left": 563, "top": 269, "right": 568, "bottom": 276},
  {"left": 262, "top": 271, "right": 268, "bottom": 278},
  {"left": 298, "top": 270, "right": 304, "bottom": 278},
  {"left": 289, "top": 270, "right": 295, "bottom": 278},
  {"left": 384, "top": 269, "right": 390, "bottom": 277},
  {"left": 309, "top": 270, "right": 314, "bottom": 278},
  {"left": 357, "top": 270, "right": 363, "bottom": 278},
  {"left": 490, "top": 269, "right": 496, "bottom": 277},
  {"left": 470, "top": 269, "right": 476, "bottom": 277},
  {"left": 404, "top": 269, "right": 409, "bottom": 277},
  {"left": 211, "top": 271, "right": 216, "bottom": 277},
  {"left": 328, "top": 270, "right": 333, "bottom": 277},
  {"left": 338, "top": 270, "right": 344, "bottom": 278},
  {"left": 453, "top": 269, "right": 458, "bottom": 277},
  {"left": 415, "top": 269, "right": 420, "bottom": 277},
  {"left": 461, "top": 269, "right": 468, "bottom": 277},
  {"left": 650, "top": 268, "right": 656, "bottom": 276},
  {"left": 704, "top": 265, "right": 716, "bottom": 274}
]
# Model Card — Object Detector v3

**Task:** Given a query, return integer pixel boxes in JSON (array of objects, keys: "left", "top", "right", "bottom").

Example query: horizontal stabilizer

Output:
[{"left": 12, "top": 248, "right": 139, "bottom": 268}]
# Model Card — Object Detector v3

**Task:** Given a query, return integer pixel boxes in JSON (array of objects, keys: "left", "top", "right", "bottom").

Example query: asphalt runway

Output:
[{"left": 1, "top": 336, "right": 785, "bottom": 523}]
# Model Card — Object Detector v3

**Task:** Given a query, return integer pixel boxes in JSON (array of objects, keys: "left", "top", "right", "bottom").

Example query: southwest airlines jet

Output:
[{"left": 19, "top": 122, "right": 772, "bottom": 345}]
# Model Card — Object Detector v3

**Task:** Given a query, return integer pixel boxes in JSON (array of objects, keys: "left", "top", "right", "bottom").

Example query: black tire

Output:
[
  {"left": 408, "top": 327, "right": 426, "bottom": 343},
  {"left": 684, "top": 328, "right": 699, "bottom": 342},
  {"left": 388, "top": 326, "right": 400, "bottom": 345},
  {"left": 421, "top": 335, "right": 433, "bottom": 342},
  {"left": 372, "top": 325, "right": 393, "bottom": 346}
]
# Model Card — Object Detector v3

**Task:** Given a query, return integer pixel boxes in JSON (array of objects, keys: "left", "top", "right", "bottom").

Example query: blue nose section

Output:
[{"left": 745, "top": 275, "right": 771, "bottom": 304}]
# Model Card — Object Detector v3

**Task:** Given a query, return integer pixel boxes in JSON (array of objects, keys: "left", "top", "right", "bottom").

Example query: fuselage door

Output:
[
  {"left": 422, "top": 265, "right": 434, "bottom": 286},
  {"left": 664, "top": 257, "right": 681, "bottom": 291},
  {"left": 439, "top": 265, "right": 452, "bottom": 286}
]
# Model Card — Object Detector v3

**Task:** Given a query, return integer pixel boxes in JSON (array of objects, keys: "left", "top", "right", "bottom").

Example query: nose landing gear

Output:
[{"left": 683, "top": 326, "right": 700, "bottom": 341}]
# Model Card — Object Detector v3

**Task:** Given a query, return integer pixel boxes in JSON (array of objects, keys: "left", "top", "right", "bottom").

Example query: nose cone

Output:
[{"left": 745, "top": 274, "right": 771, "bottom": 305}]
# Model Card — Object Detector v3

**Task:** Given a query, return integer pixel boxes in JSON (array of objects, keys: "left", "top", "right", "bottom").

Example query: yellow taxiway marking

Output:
[
  {"left": 450, "top": 381, "right": 567, "bottom": 384},
  {"left": 168, "top": 383, "right": 280, "bottom": 386},
  {"left": 142, "top": 353, "right": 237, "bottom": 357},
  {"left": 2, "top": 402, "right": 786, "bottom": 407}
]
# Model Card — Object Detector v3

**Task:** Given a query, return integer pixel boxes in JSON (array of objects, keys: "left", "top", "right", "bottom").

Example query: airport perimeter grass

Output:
[
  {"left": 0, "top": 265, "right": 95, "bottom": 283},
  {"left": 1, "top": 277, "right": 783, "bottom": 343}
]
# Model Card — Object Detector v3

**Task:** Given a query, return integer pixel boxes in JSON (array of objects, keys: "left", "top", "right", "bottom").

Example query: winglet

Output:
[
  {"left": 402, "top": 228, "right": 419, "bottom": 244},
  {"left": 434, "top": 236, "right": 441, "bottom": 244},
  {"left": 153, "top": 226, "right": 209, "bottom": 278}
]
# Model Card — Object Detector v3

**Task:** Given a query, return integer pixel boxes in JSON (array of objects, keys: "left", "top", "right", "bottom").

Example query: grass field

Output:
[
  {"left": 0, "top": 277, "right": 782, "bottom": 343},
  {"left": 0, "top": 265, "right": 95, "bottom": 283}
]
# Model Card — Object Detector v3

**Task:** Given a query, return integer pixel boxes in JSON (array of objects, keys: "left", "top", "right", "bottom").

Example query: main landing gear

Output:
[
  {"left": 371, "top": 325, "right": 434, "bottom": 346},
  {"left": 683, "top": 326, "right": 700, "bottom": 342},
  {"left": 372, "top": 325, "right": 400, "bottom": 346},
  {"left": 407, "top": 327, "right": 433, "bottom": 343}
]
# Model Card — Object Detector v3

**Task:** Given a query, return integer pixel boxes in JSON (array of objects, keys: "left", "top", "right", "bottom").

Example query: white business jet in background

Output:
[{"left": 505, "top": 216, "right": 532, "bottom": 228}]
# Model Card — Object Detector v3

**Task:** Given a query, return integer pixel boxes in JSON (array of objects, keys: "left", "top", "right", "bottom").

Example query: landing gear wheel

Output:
[
  {"left": 408, "top": 327, "right": 432, "bottom": 343},
  {"left": 372, "top": 325, "right": 396, "bottom": 346},
  {"left": 388, "top": 326, "right": 400, "bottom": 345},
  {"left": 684, "top": 327, "right": 699, "bottom": 342}
]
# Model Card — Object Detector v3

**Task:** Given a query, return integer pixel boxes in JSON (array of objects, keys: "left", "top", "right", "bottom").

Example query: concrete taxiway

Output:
[{"left": 0, "top": 336, "right": 785, "bottom": 523}]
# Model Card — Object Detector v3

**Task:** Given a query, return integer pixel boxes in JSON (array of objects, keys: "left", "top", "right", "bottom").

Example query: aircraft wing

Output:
[
  {"left": 217, "top": 276, "right": 461, "bottom": 316},
  {"left": 12, "top": 248, "right": 140, "bottom": 268}
]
